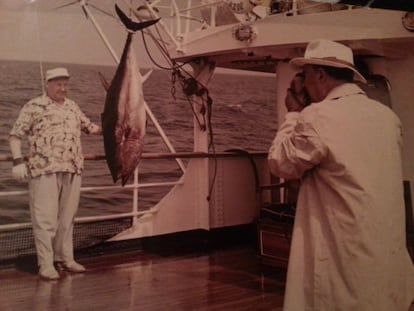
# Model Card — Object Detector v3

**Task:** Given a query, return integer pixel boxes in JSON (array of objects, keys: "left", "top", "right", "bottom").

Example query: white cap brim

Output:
[{"left": 45, "top": 68, "right": 70, "bottom": 82}]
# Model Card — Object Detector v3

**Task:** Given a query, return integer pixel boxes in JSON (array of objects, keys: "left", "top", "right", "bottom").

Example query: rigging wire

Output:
[
  {"left": 136, "top": 2, "right": 219, "bottom": 201},
  {"left": 139, "top": 12, "right": 214, "bottom": 131}
]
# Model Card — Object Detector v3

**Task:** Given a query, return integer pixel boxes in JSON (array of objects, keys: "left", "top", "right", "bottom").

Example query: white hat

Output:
[
  {"left": 45, "top": 67, "right": 70, "bottom": 82},
  {"left": 290, "top": 39, "right": 367, "bottom": 83}
]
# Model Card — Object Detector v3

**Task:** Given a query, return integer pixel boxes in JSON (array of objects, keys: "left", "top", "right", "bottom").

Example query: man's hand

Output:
[
  {"left": 12, "top": 163, "right": 28, "bottom": 181},
  {"left": 285, "top": 73, "right": 310, "bottom": 112},
  {"left": 87, "top": 123, "right": 103, "bottom": 135}
]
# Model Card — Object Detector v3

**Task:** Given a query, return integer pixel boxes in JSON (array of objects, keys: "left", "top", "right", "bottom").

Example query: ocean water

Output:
[{"left": 0, "top": 60, "right": 277, "bottom": 224}]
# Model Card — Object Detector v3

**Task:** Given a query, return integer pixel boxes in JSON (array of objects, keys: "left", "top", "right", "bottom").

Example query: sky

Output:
[
  {"left": 0, "top": 0, "right": 347, "bottom": 68},
  {"left": 0, "top": 0, "right": 347, "bottom": 74},
  {"left": 0, "top": 0, "right": 174, "bottom": 67}
]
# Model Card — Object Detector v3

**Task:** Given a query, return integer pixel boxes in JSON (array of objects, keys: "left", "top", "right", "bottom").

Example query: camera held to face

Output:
[{"left": 285, "top": 73, "right": 311, "bottom": 112}]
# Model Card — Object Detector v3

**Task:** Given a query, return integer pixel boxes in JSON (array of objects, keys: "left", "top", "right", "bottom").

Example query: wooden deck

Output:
[{"left": 0, "top": 246, "right": 286, "bottom": 311}]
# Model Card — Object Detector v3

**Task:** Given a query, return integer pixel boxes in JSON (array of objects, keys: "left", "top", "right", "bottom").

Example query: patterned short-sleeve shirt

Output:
[{"left": 10, "top": 95, "right": 95, "bottom": 178}]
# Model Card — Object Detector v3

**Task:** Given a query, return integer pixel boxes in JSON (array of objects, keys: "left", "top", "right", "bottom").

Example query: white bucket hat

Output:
[
  {"left": 45, "top": 67, "right": 70, "bottom": 82},
  {"left": 290, "top": 39, "right": 367, "bottom": 83}
]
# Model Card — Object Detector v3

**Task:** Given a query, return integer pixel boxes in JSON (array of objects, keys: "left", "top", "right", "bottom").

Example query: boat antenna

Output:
[{"left": 33, "top": 1, "right": 45, "bottom": 93}]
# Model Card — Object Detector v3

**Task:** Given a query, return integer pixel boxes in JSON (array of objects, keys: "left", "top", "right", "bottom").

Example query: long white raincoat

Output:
[{"left": 268, "top": 83, "right": 414, "bottom": 311}]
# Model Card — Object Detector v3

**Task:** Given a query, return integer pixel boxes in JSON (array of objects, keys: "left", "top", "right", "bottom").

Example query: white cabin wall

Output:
[
  {"left": 209, "top": 157, "right": 262, "bottom": 228},
  {"left": 367, "top": 56, "right": 414, "bottom": 222}
]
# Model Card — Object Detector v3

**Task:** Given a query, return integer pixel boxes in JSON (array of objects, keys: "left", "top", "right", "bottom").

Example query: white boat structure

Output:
[{"left": 1, "top": 0, "right": 414, "bottom": 269}]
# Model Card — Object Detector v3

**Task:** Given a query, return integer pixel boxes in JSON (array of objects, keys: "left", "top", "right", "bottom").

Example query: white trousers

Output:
[{"left": 29, "top": 173, "right": 81, "bottom": 268}]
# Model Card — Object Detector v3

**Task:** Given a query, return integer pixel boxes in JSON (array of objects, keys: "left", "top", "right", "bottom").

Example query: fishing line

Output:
[
  {"left": 169, "top": 70, "right": 205, "bottom": 132},
  {"left": 137, "top": 9, "right": 206, "bottom": 86},
  {"left": 205, "top": 91, "right": 217, "bottom": 202},
  {"left": 140, "top": 29, "right": 208, "bottom": 130},
  {"left": 140, "top": 19, "right": 197, "bottom": 81},
  {"left": 141, "top": 25, "right": 213, "bottom": 133},
  {"left": 138, "top": 12, "right": 210, "bottom": 103},
  {"left": 140, "top": 30, "right": 175, "bottom": 70},
  {"left": 187, "top": 85, "right": 209, "bottom": 130},
  {"left": 126, "top": 0, "right": 176, "bottom": 71}
]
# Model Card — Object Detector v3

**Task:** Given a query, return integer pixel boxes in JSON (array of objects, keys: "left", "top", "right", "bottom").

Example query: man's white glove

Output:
[{"left": 12, "top": 163, "right": 28, "bottom": 181}]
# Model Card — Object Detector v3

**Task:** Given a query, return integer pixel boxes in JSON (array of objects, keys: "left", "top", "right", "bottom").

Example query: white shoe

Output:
[
  {"left": 39, "top": 266, "right": 60, "bottom": 280},
  {"left": 62, "top": 261, "right": 86, "bottom": 273}
]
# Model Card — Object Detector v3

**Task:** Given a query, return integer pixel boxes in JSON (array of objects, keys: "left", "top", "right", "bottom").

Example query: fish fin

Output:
[
  {"left": 98, "top": 71, "right": 110, "bottom": 92},
  {"left": 121, "top": 174, "right": 130, "bottom": 187},
  {"left": 142, "top": 69, "right": 153, "bottom": 83},
  {"left": 115, "top": 4, "right": 160, "bottom": 33},
  {"left": 112, "top": 172, "right": 120, "bottom": 184}
]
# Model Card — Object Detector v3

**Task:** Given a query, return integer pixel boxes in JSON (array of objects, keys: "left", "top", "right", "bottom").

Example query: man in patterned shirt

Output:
[{"left": 9, "top": 67, "right": 102, "bottom": 280}]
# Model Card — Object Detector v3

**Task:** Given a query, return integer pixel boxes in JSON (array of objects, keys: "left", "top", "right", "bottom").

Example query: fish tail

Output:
[{"left": 115, "top": 4, "right": 160, "bottom": 33}]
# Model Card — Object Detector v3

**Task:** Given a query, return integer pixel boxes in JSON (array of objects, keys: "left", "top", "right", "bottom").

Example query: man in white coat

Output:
[{"left": 268, "top": 39, "right": 414, "bottom": 311}]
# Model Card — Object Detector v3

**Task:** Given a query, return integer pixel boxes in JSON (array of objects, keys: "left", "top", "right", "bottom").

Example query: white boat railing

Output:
[
  {"left": 0, "top": 151, "right": 268, "bottom": 232},
  {"left": 0, "top": 154, "right": 184, "bottom": 232}
]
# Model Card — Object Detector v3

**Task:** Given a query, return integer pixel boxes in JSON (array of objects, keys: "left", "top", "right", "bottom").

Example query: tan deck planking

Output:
[{"left": 0, "top": 247, "right": 286, "bottom": 311}]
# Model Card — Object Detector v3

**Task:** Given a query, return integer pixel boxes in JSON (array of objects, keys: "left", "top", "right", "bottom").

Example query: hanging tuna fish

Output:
[{"left": 101, "top": 5, "right": 159, "bottom": 186}]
